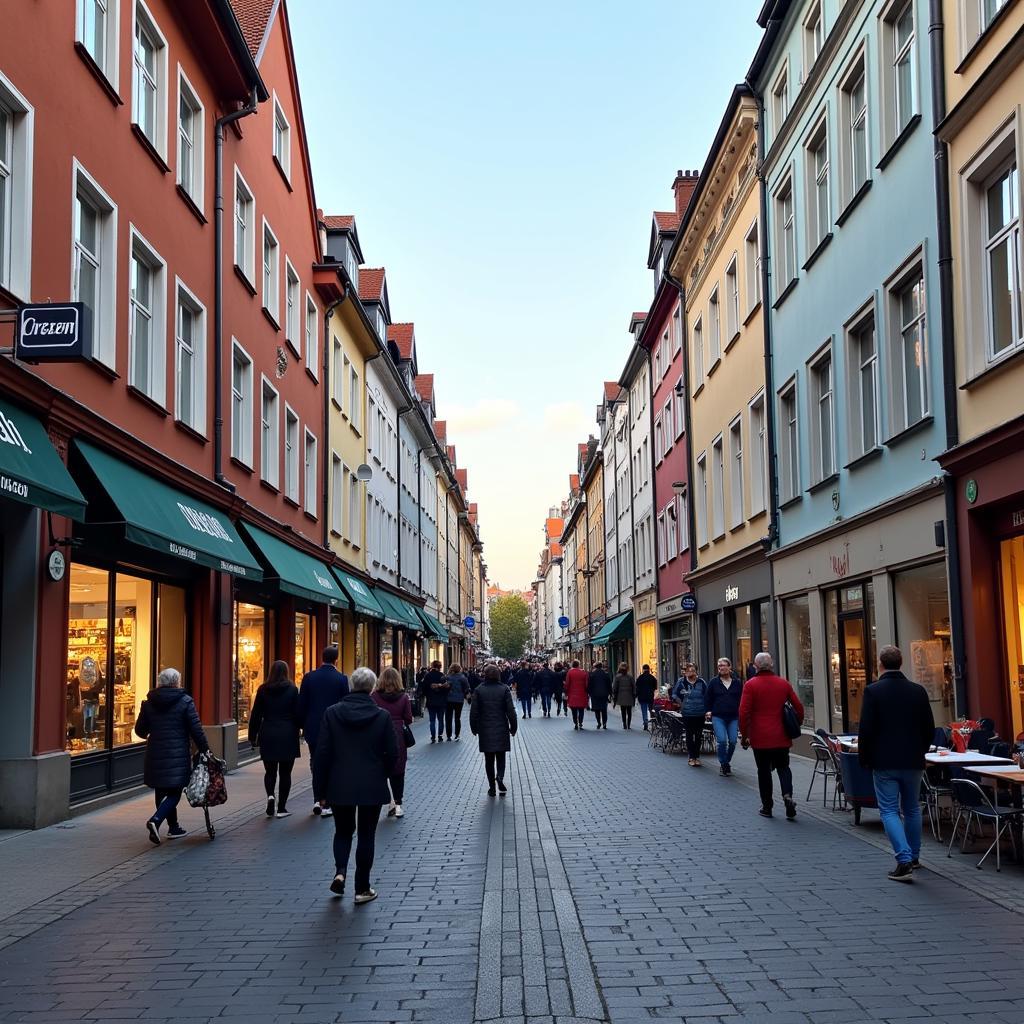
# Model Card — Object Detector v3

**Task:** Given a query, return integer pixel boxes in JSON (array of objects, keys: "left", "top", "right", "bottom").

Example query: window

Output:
[
  {"left": 350, "top": 365, "right": 361, "bottom": 431},
  {"left": 744, "top": 219, "right": 760, "bottom": 313},
  {"left": 749, "top": 393, "right": 767, "bottom": 516},
  {"left": 696, "top": 453, "right": 708, "bottom": 547},
  {"left": 330, "top": 453, "right": 343, "bottom": 535},
  {"left": 809, "top": 348, "right": 835, "bottom": 482},
  {"left": 128, "top": 233, "right": 166, "bottom": 403},
  {"left": 654, "top": 341, "right": 662, "bottom": 381},
  {"left": 784, "top": 595, "right": 815, "bottom": 724},
  {"left": 847, "top": 312, "right": 879, "bottom": 457},
  {"left": 729, "top": 417, "right": 744, "bottom": 529},
  {"left": 175, "top": 281, "right": 206, "bottom": 434},
  {"left": 672, "top": 304, "right": 682, "bottom": 355},
  {"left": 839, "top": 56, "right": 868, "bottom": 205},
  {"left": 348, "top": 468, "right": 360, "bottom": 545},
  {"left": 657, "top": 513, "right": 667, "bottom": 567},
  {"left": 666, "top": 502, "right": 678, "bottom": 561},
  {"left": 272, "top": 91, "right": 291, "bottom": 180},
  {"left": 662, "top": 399, "right": 673, "bottom": 456},
  {"left": 654, "top": 416, "right": 664, "bottom": 464},
  {"left": 285, "top": 259, "right": 300, "bottom": 352},
  {"left": 709, "top": 288, "right": 721, "bottom": 364},
  {"left": 132, "top": 2, "right": 167, "bottom": 155},
  {"left": 693, "top": 315, "right": 704, "bottom": 385},
  {"left": 262, "top": 220, "right": 279, "bottom": 321},
  {"left": 984, "top": 158, "right": 1022, "bottom": 362},
  {"left": 779, "top": 379, "right": 800, "bottom": 502},
  {"left": 303, "top": 430, "right": 317, "bottom": 517},
  {"left": 230, "top": 342, "right": 253, "bottom": 466},
  {"left": 894, "top": 561, "right": 953, "bottom": 724},
  {"left": 772, "top": 63, "right": 789, "bottom": 135},
  {"left": 983, "top": 0, "right": 1011, "bottom": 29},
  {"left": 0, "top": 76, "right": 33, "bottom": 299},
  {"left": 73, "top": 163, "right": 117, "bottom": 367},
  {"left": 305, "top": 293, "right": 319, "bottom": 377},
  {"left": 176, "top": 70, "right": 204, "bottom": 209},
  {"left": 673, "top": 376, "right": 685, "bottom": 439},
  {"left": 234, "top": 169, "right": 255, "bottom": 283},
  {"left": 77, "top": 0, "right": 119, "bottom": 85},
  {"left": 881, "top": 0, "right": 917, "bottom": 149},
  {"left": 888, "top": 264, "right": 929, "bottom": 432},
  {"left": 711, "top": 436, "right": 725, "bottom": 540},
  {"left": 803, "top": 1, "right": 824, "bottom": 76},
  {"left": 806, "top": 119, "right": 830, "bottom": 248},
  {"left": 725, "top": 257, "right": 739, "bottom": 340},
  {"left": 260, "top": 378, "right": 280, "bottom": 487},
  {"left": 331, "top": 339, "right": 343, "bottom": 408},
  {"left": 284, "top": 407, "right": 299, "bottom": 502},
  {"left": 678, "top": 492, "right": 690, "bottom": 551},
  {"left": 775, "top": 176, "right": 797, "bottom": 293}
]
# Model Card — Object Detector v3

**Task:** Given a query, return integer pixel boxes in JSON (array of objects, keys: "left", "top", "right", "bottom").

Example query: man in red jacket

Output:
[{"left": 739, "top": 652, "right": 804, "bottom": 820}]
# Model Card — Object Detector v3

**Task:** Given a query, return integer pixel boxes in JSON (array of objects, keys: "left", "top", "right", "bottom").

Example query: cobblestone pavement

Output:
[{"left": 2, "top": 714, "right": 1024, "bottom": 1024}]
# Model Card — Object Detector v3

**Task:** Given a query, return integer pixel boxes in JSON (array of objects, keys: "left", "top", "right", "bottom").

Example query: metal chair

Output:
[
  {"left": 921, "top": 770, "right": 952, "bottom": 841},
  {"left": 806, "top": 739, "right": 840, "bottom": 808},
  {"left": 649, "top": 709, "right": 668, "bottom": 751},
  {"left": 665, "top": 715, "right": 687, "bottom": 755},
  {"left": 947, "top": 778, "right": 1023, "bottom": 871}
]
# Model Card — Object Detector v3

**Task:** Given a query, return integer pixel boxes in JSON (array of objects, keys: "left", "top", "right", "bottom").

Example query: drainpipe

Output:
[
  {"left": 214, "top": 91, "right": 259, "bottom": 491},
  {"left": 322, "top": 288, "right": 347, "bottom": 549},
  {"left": 928, "top": 0, "right": 967, "bottom": 714}
]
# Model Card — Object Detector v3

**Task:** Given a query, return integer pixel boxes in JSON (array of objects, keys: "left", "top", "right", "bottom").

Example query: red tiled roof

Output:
[
  {"left": 434, "top": 420, "right": 447, "bottom": 443},
  {"left": 469, "top": 503, "right": 478, "bottom": 515},
  {"left": 359, "top": 267, "right": 385, "bottom": 302},
  {"left": 447, "top": 445, "right": 457, "bottom": 465},
  {"left": 414, "top": 374, "right": 434, "bottom": 403},
  {"left": 653, "top": 210, "right": 681, "bottom": 233},
  {"left": 323, "top": 214, "right": 355, "bottom": 231},
  {"left": 456, "top": 468, "right": 468, "bottom": 492},
  {"left": 545, "top": 517, "right": 564, "bottom": 537},
  {"left": 604, "top": 381, "right": 622, "bottom": 403},
  {"left": 550, "top": 542, "right": 563, "bottom": 558},
  {"left": 230, "top": 0, "right": 275, "bottom": 57},
  {"left": 388, "top": 323, "right": 415, "bottom": 360},
  {"left": 569, "top": 473, "right": 580, "bottom": 490}
]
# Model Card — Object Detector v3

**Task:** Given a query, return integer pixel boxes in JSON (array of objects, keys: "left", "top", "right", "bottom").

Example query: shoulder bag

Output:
[{"left": 781, "top": 699, "right": 802, "bottom": 740}]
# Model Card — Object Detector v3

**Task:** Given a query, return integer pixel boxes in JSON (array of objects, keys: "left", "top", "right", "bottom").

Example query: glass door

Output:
[{"left": 826, "top": 583, "right": 875, "bottom": 733}]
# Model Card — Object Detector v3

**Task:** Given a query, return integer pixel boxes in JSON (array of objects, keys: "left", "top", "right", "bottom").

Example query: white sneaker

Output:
[
  {"left": 319, "top": 805, "right": 333, "bottom": 817},
  {"left": 275, "top": 810, "right": 292, "bottom": 818},
  {"left": 394, "top": 805, "right": 404, "bottom": 818},
  {"left": 386, "top": 801, "right": 397, "bottom": 818}
]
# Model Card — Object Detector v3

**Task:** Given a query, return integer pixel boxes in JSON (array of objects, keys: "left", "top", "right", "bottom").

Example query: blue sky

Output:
[{"left": 289, "top": 1, "right": 765, "bottom": 589}]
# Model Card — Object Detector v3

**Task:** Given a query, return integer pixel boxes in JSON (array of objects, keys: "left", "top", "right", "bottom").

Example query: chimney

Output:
[{"left": 672, "top": 168, "right": 700, "bottom": 217}]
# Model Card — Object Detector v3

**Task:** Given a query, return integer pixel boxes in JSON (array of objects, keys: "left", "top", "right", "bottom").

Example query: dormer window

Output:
[
  {"left": 375, "top": 307, "right": 387, "bottom": 340},
  {"left": 344, "top": 242, "right": 359, "bottom": 290}
]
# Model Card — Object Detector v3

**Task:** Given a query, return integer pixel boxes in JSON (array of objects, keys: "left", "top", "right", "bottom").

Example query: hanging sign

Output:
[
  {"left": 16, "top": 303, "right": 93, "bottom": 362},
  {"left": 464, "top": 616, "right": 476, "bottom": 630}
]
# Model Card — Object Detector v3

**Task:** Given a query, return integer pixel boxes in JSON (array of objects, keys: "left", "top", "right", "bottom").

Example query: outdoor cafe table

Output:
[
  {"left": 925, "top": 751, "right": 1015, "bottom": 767},
  {"left": 965, "top": 765, "right": 1024, "bottom": 861}
]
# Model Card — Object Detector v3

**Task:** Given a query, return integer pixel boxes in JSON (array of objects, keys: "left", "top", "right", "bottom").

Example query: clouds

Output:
[{"left": 444, "top": 398, "right": 521, "bottom": 436}]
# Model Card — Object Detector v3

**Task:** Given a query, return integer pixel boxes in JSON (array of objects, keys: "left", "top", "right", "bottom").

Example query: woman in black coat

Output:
[
  {"left": 469, "top": 664, "right": 518, "bottom": 796},
  {"left": 587, "top": 662, "right": 613, "bottom": 729},
  {"left": 135, "top": 667, "right": 209, "bottom": 845},
  {"left": 314, "top": 667, "right": 397, "bottom": 903},
  {"left": 249, "top": 660, "right": 301, "bottom": 819}
]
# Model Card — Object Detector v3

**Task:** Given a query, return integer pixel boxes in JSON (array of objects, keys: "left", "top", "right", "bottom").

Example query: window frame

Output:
[
  {"left": 710, "top": 434, "right": 725, "bottom": 541},
  {"left": 692, "top": 314, "right": 705, "bottom": 388},
  {"left": 844, "top": 301, "right": 881, "bottom": 461},
  {"left": 744, "top": 218, "right": 761, "bottom": 314},
  {"left": 230, "top": 340, "right": 254, "bottom": 467},
  {"left": 330, "top": 451, "right": 343, "bottom": 536},
  {"left": 804, "top": 114, "right": 831, "bottom": 251},
  {"left": 775, "top": 172, "right": 798, "bottom": 295},
  {"left": 879, "top": 0, "right": 919, "bottom": 154},
  {"left": 284, "top": 405, "right": 300, "bottom": 503},
  {"left": 982, "top": 153, "right": 1022, "bottom": 364},
  {"left": 803, "top": 0, "right": 825, "bottom": 79},
  {"left": 695, "top": 451, "right": 708, "bottom": 548},
  {"left": 838, "top": 48, "right": 870, "bottom": 211},
  {"left": 176, "top": 67, "right": 204, "bottom": 212},
  {"left": 131, "top": 0, "right": 168, "bottom": 158},
  {"left": 233, "top": 167, "right": 255, "bottom": 284},
  {"left": 127, "top": 226, "right": 167, "bottom": 405},
  {"left": 271, "top": 90, "right": 291, "bottom": 183},
  {"left": 884, "top": 250, "right": 930, "bottom": 436},
  {"left": 748, "top": 390, "right": 768, "bottom": 517},
  {"left": 772, "top": 61, "right": 790, "bottom": 137},
  {"left": 284, "top": 257, "right": 300, "bottom": 354},
  {"left": 260, "top": 375, "right": 281, "bottom": 489},
  {"left": 76, "top": 0, "right": 121, "bottom": 90},
  {"left": 174, "top": 278, "right": 206, "bottom": 435},
  {"left": 708, "top": 286, "right": 722, "bottom": 365},
  {"left": 305, "top": 292, "right": 319, "bottom": 379},
  {"left": 261, "top": 218, "right": 280, "bottom": 323},
  {"left": 728, "top": 415, "right": 744, "bottom": 529},
  {"left": 807, "top": 343, "right": 836, "bottom": 484},
  {"left": 303, "top": 428, "right": 318, "bottom": 518},
  {"left": 778, "top": 376, "right": 801, "bottom": 503},
  {"left": 0, "top": 72, "right": 34, "bottom": 300}
]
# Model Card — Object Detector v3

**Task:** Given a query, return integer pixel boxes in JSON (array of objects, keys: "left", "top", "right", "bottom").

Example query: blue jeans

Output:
[
  {"left": 873, "top": 769, "right": 923, "bottom": 864},
  {"left": 428, "top": 706, "right": 445, "bottom": 737},
  {"left": 638, "top": 701, "right": 651, "bottom": 727},
  {"left": 712, "top": 717, "right": 738, "bottom": 765},
  {"left": 540, "top": 694, "right": 552, "bottom": 714},
  {"left": 519, "top": 695, "right": 532, "bottom": 717}
]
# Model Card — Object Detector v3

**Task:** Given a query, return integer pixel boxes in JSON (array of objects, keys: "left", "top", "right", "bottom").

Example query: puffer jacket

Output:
[
  {"left": 314, "top": 692, "right": 397, "bottom": 805},
  {"left": 612, "top": 673, "right": 636, "bottom": 707},
  {"left": 680, "top": 678, "right": 709, "bottom": 717},
  {"left": 248, "top": 682, "right": 301, "bottom": 761},
  {"left": 135, "top": 687, "right": 208, "bottom": 789},
  {"left": 469, "top": 680, "right": 518, "bottom": 753},
  {"left": 447, "top": 672, "right": 470, "bottom": 703}
]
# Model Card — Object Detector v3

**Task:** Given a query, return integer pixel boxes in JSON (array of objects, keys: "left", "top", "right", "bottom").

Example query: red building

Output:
[
  {"left": 641, "top": 171, "right": 698, "bottom": 684},
  {"left": 0, "top": 0, "right": 344, "bottom": 824}
]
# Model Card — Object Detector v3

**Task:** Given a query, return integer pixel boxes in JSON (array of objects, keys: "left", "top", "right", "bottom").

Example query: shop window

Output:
[
  {"left": 783, "top": 594, "right": 815, "bottom": 723},
  {"left": 895, "top": 561, "right": 954, "bottom": 723},
  {"left": 826, "top": 582, "right": 876, "bottom": 733},
  {"left": 66, "top": 565, "right": 111, "bottom": 755},
  {"left": 233, "top": 601, "right": 272, "bottom": 730},
  {"left": 1000, "top": 536, "right": 1024, "bottom": 739},
  {"left": 731, "top": 605, "right": 752, "bottom": 674},
  {"left": 111, "top": 574, "right": 153, "bottom": 748},
  {"left": 295, "top": 612, "right": 314, "bottom": 682}
]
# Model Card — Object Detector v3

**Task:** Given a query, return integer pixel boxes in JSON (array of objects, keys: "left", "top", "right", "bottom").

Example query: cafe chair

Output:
[
  {"left": 838, "top": 752, "right": 875, "bottom": 824},
  {"left": 989, "top": 741, "right": 1012, "bottom": 760},
  {"left": 921, "top": 770, "right": 951, "bottom": 841},
  {"left": 932, "top": 727, "right": 952, "bottom": 750},
  {"left": 649, "top": 709, "right": 668, "bottom": 751},
  {"left": 806, "top": 739, "right": 840, "bottom": 808},
  {"left": 947, "top": 778, "right": 1023, "bottom": 872}
]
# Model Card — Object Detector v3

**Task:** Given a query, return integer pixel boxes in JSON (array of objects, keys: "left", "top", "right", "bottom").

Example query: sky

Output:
[{"left": 289, "top": 1, "right": 764, "bottom": 590}]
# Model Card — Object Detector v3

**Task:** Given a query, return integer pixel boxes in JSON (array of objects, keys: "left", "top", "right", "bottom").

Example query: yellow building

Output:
[
  {"left": 669, "top": 86, "right": 772, "bottom": 672},
  {"left": 582, "top": 447, "right": 606, "bottom": 641},
  {"left": 936, "top": 1, "right": 1024, "bottom": 737}
]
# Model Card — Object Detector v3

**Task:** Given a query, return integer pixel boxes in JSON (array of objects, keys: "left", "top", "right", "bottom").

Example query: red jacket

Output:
[
  {"left": 739, "top": 671, "right": 804, "bottom": 749},
  {"left": 565, "top": 668, "right": 590, "bottom": 709}
]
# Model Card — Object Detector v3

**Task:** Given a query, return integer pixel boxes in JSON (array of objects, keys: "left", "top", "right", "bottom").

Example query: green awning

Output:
[
  {"left": 0, "top": 400, "right": 86, "bottom": 519},
  {"left": 417, "top": 609, "right": 449, "bottom": 643},
  {"left": 239, "top": 523, "right": 342, "bottom": 606},
  {"left": 591, "top": 611, "right": 633, "bottom": 646},
  {"left": 75, "top": 441, "right": 260, "bottom": 578},
  {"left": 376, "top": 590, "right": 422, "bottom": 631},
  {"left": 332, "top": 569, "right": 385, "bottom": 620}
]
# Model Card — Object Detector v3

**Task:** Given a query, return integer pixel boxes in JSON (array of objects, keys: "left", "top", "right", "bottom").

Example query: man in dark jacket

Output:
[
  {"left": 514, "top": 663, "right": 534, "bottom": 719},
  {"left": 314, "top": 667, "right": 397, "bottom": 903},
  {"left": 420, "top": 661, "right": 450, "bottom": 742},
  {"left": 469, "top": 663, "right": 518, "bottom": 795},
  {"left": 587, "top": 662, "right": 612, "bottom": 729},
  {"left": 858, "top": 645, "right": 935, "bottom": 882},
  {"left": 535, "top": 663, "right": 557, "bottom": 717},
  {"left": 635, "top": 665, "right": 657, "bottom": 731},
  {"left": 299, "top": 646, "right": 349, "bottom": 817}
]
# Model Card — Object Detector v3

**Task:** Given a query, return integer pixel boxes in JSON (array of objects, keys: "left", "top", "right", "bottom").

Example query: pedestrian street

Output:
[{"left": 2, "top": 714, "right": 1024, "bottom": 1024}]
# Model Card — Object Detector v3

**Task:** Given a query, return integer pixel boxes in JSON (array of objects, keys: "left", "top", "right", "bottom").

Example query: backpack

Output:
[{"left": 681, "top": 680, "right": 708, "bottom": 717}]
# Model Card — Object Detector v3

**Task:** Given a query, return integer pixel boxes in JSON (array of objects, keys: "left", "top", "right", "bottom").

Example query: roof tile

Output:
[
  {"left": 230, "top": 0, "right": 275, "bottom": 57},
  {"left": 653, "top": 210, "right": 682, "bottom": 233},
  {"left": 414, "top": 374, "right": 434, "bottom": 403},
  {"left": 359, "top": 267, "right": 385, "bottom": 302},
  {"left": 388, "top": 323, "right": 415, "bottom": 360},
  {"left": 322, "top": 214, "right": 355, "bottom": 231}
]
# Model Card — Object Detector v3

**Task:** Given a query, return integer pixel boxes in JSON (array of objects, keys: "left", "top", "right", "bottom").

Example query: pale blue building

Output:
[{"left": 753, "top": 0, "right": 955, "bottom": 732}]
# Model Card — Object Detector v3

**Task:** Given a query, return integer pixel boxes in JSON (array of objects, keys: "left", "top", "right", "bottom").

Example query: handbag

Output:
[
  {"left": 781, "top": 700, "right": 802, "bottom": 740},
  {"left": 205, "top": 755, "right": 228, "bottom": 806},
  {"left": 403, "top": 724, "right": 416, "bottom": 748},
  {"left": 185, "top": 754, "right": 210, "bottom": 808}
]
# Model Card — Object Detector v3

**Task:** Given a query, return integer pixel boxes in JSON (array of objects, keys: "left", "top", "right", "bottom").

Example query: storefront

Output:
[
  {"left": 772, "top": 485, "right": 952, "bottom": 733},
  {"left": 66, "top": 442, "right": 261, "bottom": 799},
  {"left": 416, "top": 607, "right": 450, "bottom": 668},
  {"left": 692, "top": 550, "right": 773, "bottom": 681},
  {"left": 941, "top": 416, "right": 1024, "bottom": 738},
  {"left": 333, "top": 569, "right": 387, "bottom": 672},
  {"left": 591, "top": 610, "right": 633, "bottom": 671},
  {"left": 375, "top": 590, "right": 423, "bottom": 683},
  {"left": 657, "top": 595, "right": 694, "bottom": 690},
  {"left": 631, "top": 589, "right": 657, "bottom": 678}
]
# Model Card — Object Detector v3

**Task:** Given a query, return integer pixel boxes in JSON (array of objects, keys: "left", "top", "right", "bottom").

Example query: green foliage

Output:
[{"left": 489, "top": 594, "right": 530, "bottom": 660}]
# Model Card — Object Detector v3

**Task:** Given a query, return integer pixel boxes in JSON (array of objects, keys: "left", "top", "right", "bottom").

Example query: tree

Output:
[{"left": 489, "top": 594, "right": 530, "bottom": 660}]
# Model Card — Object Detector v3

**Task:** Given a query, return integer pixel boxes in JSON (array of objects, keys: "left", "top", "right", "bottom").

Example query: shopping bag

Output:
[{"left": 185, "top": 754, "right": 210, "bottom": 808}]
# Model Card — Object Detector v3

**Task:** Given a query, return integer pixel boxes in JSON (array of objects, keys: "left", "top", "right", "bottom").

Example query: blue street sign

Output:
[
  {"left": 464, "top": 616, "right": 476, "bottom": 630},
  {"left": 558, "top": 615, "right": 570, "bottom": 629},
  {"left": 681, "top": 594, "right": 697, "bottom": 613}
]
